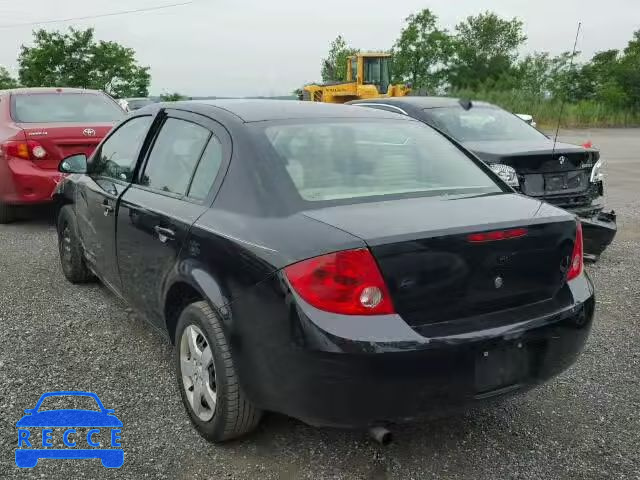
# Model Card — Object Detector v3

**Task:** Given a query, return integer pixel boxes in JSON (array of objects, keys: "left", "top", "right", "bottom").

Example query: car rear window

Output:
[
  {"left": 12, "top": 93, "right": 125, "bottom": 123},
  {"left": 427, "top": 106, "right": 546, "bottom": 142},
  {"left": 262, "top": 120, "right": 502, "bottom": 202}
]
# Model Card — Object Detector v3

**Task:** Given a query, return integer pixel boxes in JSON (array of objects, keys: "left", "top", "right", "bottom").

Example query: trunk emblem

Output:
[
  {"left": 558, "top": 156, "right": 567, "bottom": 165},
  {"left": 83, "top": 128, "right": 96, "bottom": 136},
  {"left": 494, "top": 276, "right": 504, "bottom": 289}
]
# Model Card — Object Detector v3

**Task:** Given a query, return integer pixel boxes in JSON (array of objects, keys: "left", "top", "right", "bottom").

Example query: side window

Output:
[
  {"left": 187, "top": 137, "right": 223, "bottom": 200},
  {"left": 139, "top": 118, "right": 210, "bottom": 196},
  {"left": 91, "top": 116, "right": 152, "bottom": 182}
]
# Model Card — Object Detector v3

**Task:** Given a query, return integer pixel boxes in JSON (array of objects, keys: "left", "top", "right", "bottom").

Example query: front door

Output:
[
  {"left": 116, "top": 111, "right": 227, "bottom": 326},
  {"left": 75, "top": 115, "right": 154, "bottom": 292}
]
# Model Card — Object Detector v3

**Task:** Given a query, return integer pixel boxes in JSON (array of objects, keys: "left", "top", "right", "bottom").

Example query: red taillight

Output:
[
  {"left": 467, "top": 228, "right": 528, "bottom": 243},
  {"left": 0, "top": 140, "right": 47, "bottom": 160},
  {"left": 567, "top": 221, "right": 583, "bottom": 281},
  {"left": 284, "top": 248, "right": 394, "bottom": 315}
]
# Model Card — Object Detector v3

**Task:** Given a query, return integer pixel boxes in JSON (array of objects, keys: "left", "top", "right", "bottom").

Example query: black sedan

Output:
[
  {"left": 53, "top": 100, "right": 594, "bottom": 442},
  {"left": 348, "top": 97, "right": 617, "bottom": 260}
]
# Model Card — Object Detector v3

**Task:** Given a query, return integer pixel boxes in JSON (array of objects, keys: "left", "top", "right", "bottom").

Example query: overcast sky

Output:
[{"left": 0, "top": 0, "right": 638, "bottom": 96}]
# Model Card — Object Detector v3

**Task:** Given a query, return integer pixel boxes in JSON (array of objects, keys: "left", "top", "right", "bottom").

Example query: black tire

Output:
[
  {"left": 57, "top": 205, "right": 93, "bottom": 283},
  {"left": 0, "top": 202, "right": 14, "bottom": 224},
  {"left": 174, "top": 301, "right": 262, "bottom": 442}
]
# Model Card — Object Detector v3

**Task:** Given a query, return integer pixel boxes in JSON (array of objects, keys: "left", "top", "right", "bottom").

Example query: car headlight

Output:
[
  {"left": 489, "top": 163, "right": 519, "bottom": 187},
  {"left": 590, "top": 159, "right": 604, "bottom": 183}
]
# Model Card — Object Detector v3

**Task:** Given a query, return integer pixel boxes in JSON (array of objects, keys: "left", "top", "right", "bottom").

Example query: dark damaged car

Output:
[
  {"left": 349, "top": 97, "right": 616, "bottom": 260},
  {"left": 54, "top": 100, "right": 594, "bottom": 442}
]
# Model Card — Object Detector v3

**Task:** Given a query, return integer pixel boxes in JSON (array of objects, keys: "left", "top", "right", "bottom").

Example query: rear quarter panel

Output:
[{"left": 164, "top": 208, "right": 366, "bottom": 408}]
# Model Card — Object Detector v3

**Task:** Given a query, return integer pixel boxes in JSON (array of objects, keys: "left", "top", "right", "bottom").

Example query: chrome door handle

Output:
[
  {"left": 154, "top": 226, "right": 175, "bottom": 243},
  {"left": 103, "top": 204, "right": 114, "bottom": 216}
]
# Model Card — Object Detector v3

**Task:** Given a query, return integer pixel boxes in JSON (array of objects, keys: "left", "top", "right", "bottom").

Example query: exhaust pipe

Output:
[{"left": 368, "top": 426, "right": 392, "bottom": 445}]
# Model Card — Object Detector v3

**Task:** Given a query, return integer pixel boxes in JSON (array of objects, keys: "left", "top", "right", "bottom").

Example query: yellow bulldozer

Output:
[{"left": 301, "top": 53, "right": 411, "bottom": 103}]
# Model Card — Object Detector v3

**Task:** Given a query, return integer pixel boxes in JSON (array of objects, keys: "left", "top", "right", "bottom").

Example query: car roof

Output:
[
  {"left": 350, "top": 96, "right": 496, "bottom": 109},
  {"left": 0, "top": 87, "right": 106, "bottom": 95},
  {"left": 164, "top": 99, "right": 414, "bottom": 123}
]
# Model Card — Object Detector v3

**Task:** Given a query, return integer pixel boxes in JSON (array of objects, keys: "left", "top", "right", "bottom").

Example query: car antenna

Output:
[{"left": 552, "top": 22, "right": 582, "bottom": 158}]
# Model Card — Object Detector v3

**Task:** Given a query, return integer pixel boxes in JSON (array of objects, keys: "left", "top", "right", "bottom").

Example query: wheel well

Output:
[
  {"left": 164, "top": 282, "right": 203, "bottom": 344},
  {"left": 53, "top": 195, "right": 73, "bottom": 223}
]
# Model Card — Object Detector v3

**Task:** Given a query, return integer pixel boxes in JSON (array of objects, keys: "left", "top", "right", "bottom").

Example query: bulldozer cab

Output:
[{"left": 347, "top": 53, "right": 391, "bottom": 94}]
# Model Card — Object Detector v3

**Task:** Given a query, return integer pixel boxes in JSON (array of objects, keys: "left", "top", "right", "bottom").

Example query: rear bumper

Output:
[
  {"left": 245, "top": 274, "right": 595, "bottom": 428},
  {"left": 0, "top": 157, "right": 62, "bottom": 205},
  {"left": 535, "top": 190, "right": 616, "bottom": 259},
  {"left": 577, "top": 210, "right": 617, "bottom": 260}
]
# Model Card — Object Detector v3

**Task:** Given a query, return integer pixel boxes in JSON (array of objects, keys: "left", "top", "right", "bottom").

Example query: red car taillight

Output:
[
  {"left": 284, "top": 248, "right": 395, "bottom": 315},
  {"left": 1, "top": 140, "right": 48, "bottom": 160},
  {"left": 467, "top": 227, "right": 528, "bottom": 243},
  {"left": 567, "top": 221, "right": 583, "bottom": 281}
]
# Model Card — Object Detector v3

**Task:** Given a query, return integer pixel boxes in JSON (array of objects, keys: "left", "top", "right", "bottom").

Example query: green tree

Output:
[
  {"left": 18, "top": 28, "right": 150, "bottom": 97},
  {"left": 449, "top": 12, "right": 527, "bottom": 90},
  {"left": 574, "top": 50, "right": 624, "bottom": 105},
  {"left": 513, "top": 52, "right": 554, "bottom": 96},
  {"left": 391, "top": 9, "right": 452, "bottom": 91},
  {"left": 544, "top": 51, "right": 588, "bottom": 102},
  {"left": 89, "top": 40, "right": 150, "bottom": 98},
  {"left": 617, "top": 30, "right": 640, "bottom": 108},
  {"left": 160, "top": 92, "right": 187, "bottom": 101},
  {"left": 321, "top": 35, "right": 359, "bottom": 82},
  {"left": 0, "top": 66, "right": 19, "bottom": 89}
]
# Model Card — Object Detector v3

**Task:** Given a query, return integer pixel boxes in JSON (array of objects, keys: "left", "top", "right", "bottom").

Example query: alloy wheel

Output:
[{"left": 179, "top": 324, "right": 217, "bottom": 421}]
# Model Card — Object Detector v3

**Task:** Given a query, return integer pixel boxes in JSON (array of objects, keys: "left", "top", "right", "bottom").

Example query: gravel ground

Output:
[{"left": 0, "top": 129, "right": 638, "bottom": 479}]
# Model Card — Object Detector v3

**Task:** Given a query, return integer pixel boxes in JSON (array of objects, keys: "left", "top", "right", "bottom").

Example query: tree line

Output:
[
  {"left": 0, "top": 28, "right": 150, "bottom": 98},
  {"left": 321, "top": 10, "right": 640, "bottom": 126}
]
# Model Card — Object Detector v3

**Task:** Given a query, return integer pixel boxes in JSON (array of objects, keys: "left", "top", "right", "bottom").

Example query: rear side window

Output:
[
  {"left": 140, "top": 118, "right": 210, "bottom": 196},
  {"left": 12, "top": 93, "right": 125, "bottom": 123},
  {"left": 187, "top": 137, "right": 223, "bottom": 200},
  {"left": 263, "top": 121, "right": 502, "bottom": 203}
]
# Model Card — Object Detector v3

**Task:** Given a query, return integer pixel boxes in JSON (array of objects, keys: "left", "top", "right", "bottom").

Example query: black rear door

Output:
[
  {"left": 75, "top": 115, "right": 154, "bottom": 291},
  {"left": 116, "top": 110, "right": 230, "bottom": 327}
]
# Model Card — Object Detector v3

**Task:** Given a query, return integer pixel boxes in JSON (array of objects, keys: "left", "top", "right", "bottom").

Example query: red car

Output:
[{"left": 0, "top": 87, "right": 125, "bottom": 223}]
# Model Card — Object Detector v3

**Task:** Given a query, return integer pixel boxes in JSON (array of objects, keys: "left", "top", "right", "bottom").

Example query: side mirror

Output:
[
  {"left": 24, "top": 409, "right": 35, "bottom": 414},
  {"left": 59, "top": 153, "right": 88, "bottom": 174}
]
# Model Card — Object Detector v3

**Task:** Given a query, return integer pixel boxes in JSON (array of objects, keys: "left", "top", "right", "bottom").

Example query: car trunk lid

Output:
[
  {"left": 303, "top": 193, "right": 577, "bottom": 327},
  {"left": 465, "top": 140, "right": 598, "bottom": 198},
  {"left": 16, "top": 123, "right": 114, "bottom": 170}
]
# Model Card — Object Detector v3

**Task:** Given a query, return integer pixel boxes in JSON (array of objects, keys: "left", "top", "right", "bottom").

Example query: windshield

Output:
[
  {"left": 263, "top": 120, "right": 502, "bottom": 203},
  {"left": 427, "top": 106, "right": 547, "bottom": 142},
  {"left": 12, "top": 93, "right": 125, "bottom": 123}
]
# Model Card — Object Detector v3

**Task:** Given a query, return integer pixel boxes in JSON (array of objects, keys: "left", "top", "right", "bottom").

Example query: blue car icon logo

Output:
[{"left": 15, "top": 391, "right": 123, "bottom": 468}]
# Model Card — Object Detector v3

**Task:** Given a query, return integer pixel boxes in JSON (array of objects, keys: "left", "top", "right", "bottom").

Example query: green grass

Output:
[{"left": 451, "top": 89, "right": 640, "bottom": 128}]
